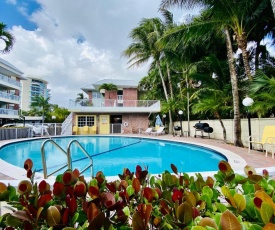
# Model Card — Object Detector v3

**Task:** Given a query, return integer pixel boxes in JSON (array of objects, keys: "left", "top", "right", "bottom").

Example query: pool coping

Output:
[{"left": 0, "top": 135, "right": 250, "bottom": 185}]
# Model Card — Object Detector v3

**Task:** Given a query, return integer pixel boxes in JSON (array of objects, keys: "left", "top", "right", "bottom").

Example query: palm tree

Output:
[
  {"left": 98, "top": 83, "right": 118, "bottom": 99},
  {"left": 190, "top": 55, "right": 233, "bottom": 141},
  {"left": 249, "top": 71, "right": 275, "bottom": 117},
  {"left": 123, "top": 17, "right": 176, "bottom": 132},
  {"left": 30, "top": 96, "right": 51, "bottom": 123},
  {"left": 0, "top": 22, "right": 14, "bottom": 53}
]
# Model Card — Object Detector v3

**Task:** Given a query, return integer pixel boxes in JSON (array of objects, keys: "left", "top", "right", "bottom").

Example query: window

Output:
[{"left": 77, "top": 116, "right": 95, "bottom": 127}]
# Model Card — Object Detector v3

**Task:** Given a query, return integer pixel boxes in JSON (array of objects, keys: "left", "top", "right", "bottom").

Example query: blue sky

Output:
[{"left": 1, "top": 0, "right": 39, "bottom": 30}]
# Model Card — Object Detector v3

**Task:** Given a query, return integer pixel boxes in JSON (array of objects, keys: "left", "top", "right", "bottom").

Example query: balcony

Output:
[
  {"left": 0, "top": 91, "right": 20, "bottom": 104},
  {"left": 0, "top": 108, "right": 19, "bottom": 118},
  {"left": 68, "top": 99, "right": 161, "bottom": 113},
  {"left": 0, "top": 74, "right": 21, "bottom": 90}
]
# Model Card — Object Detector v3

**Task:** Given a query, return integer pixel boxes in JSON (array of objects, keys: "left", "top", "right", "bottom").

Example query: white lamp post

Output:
[
  {"left": 242, "top": 96, "right": 254, "bottom": 149},
  {"left": 162, "top": 114, "right": 166, "bottom": 126},
  {"left": 178, "top": 110, "right": 183, "bottom": 137}
]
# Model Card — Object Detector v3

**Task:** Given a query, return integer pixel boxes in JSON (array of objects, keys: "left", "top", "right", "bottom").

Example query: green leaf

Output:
[
  {"left": 233, "top": 194, "right": 246, "bottom": 213},
  {"left": 260, "top": 202, "right": 273, "bottom": 224},
  {"left": 6, "top": 213, "right": 23, "bottom": 228},
  {"left": 202, "top": 186, "right": 213, "bottom": 198},
  {"left": 176, "top": 202, "right": 193, "bottom": 224},
  {"left": 55, "top": 174, "right": 63, "bottom": 182},
  {"left": 242, "top": 182, "right": 255, "bottom": 195},
  {"left": 126, "top": 185, "right": 135, "bottom": 196},
  {"left": 247, "top": 224, "right": 264, "bottom": 230},
  {"left": 72, "top": 212, "right": 79, "bottom": 225},
  {"left": 123, "top": 206, "right": 130, "bottom": 217},
  {"left": 191, "top": 227, "right": 206, "bottom": 230},
  {"left": 200, "top": 194, "right": 212, "bottom": 211},
  {"left": 216, "top": 203, "right": 227, "bottom": 212}
]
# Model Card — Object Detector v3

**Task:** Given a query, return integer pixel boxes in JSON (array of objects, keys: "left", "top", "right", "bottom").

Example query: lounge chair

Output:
[
  {"left": 150, "top": 126, "right": 165, "bottom": 136},
  {"left": 248, "top": 126, "right": 275, "bottom": 157},
  {"left": 144, "top": 128, "right": 153, "bottom": 135}
]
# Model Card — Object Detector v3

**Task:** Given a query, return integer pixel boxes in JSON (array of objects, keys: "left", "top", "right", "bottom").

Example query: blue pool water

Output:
[{"left": 0, "top": 136, "right": 227, "bottom": 177}]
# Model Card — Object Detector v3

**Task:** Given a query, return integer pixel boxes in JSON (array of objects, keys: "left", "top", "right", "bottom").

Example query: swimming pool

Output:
[{"left": 0, "top": 136, "right": 227, "bottom": 177}]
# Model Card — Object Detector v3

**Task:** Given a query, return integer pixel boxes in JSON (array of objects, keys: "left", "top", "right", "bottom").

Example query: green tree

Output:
[
  {"left": 124, "top": 14, "right": 177, "bottom": 133},
  {"left": 191, "top": 55, "right": 233, "bottom": 141},
  {"left": 51, "top": 104, "right": 70, "bottom": 123},
  {"left": 0, "top": 22, "right": 14, "bottom": 53},
  {"left": 98, "top": 83, "right": 118, "bottom": 99},
  {"left": 30, "top": 96, "right": 51, "bottom": 123},
  {"left": 249, "top": 71, "right": 275, "bottom": 117}
]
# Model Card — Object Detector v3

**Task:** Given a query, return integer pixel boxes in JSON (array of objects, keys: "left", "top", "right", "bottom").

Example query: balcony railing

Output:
[
  {"left": 0, "top": 91, "right": 20, "bottom": 102},
  {"left": 68, "top": 99, "right": 160, "bottom": 112},
  {"left": 0, "top": 74, "right": 21, "bottom": 87},
  {"left": 0, "top": 108, "right": 19, "bottom": 116}
]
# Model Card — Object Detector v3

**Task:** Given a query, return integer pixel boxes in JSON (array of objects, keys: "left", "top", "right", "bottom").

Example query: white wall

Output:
[{"left": 175, "top": 118, "right": 275, "bottom": 147}]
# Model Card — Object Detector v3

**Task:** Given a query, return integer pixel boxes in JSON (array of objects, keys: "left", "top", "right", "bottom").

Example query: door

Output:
[{"left": 99, "top": 115, "right": 110, "bottom": 134}]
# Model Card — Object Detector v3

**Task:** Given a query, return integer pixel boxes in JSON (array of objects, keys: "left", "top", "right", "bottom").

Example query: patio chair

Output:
[
  {"left": 150, "top": 126, "right": 165, "bottom": 136},
  {"left": 82, "top": 126, "right": 89, "bottom": 135},
  {"left": 248, "top": 126, "right": 275, "bottom": 157},
  {"left": 89, "top": 126, "right": 96, "bottom": 135},
  {"left": 265, "top": 138, "right": 275, "bottom": 159},
  {"left": 72, "top": 126, "right": 78, "bottom": 135},
  {"left": 144, "top": 128, "right": 153, "bottom": 135}
]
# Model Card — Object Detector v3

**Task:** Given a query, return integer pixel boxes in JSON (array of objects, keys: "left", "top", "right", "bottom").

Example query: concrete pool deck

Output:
[{"left": 0, "top": 134, "right": 274, "bottom": 181}]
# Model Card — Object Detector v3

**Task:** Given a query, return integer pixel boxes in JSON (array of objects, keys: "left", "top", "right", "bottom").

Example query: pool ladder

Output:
[{"left": 41, "top": 139, "right": 93, "bottom": 179}]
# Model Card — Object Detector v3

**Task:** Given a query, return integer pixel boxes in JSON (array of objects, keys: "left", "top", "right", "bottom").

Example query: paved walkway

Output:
[{"left": 0, "top": 135, "right": 274, "bottom": 180}]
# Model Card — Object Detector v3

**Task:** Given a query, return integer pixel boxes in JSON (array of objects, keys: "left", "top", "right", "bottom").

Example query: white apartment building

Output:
[
  {"left": 21, "top": 76, "right": 51, "bottom": 111},
  {"left": 0, "top": 58, "right": 25, "bottom": 126}
]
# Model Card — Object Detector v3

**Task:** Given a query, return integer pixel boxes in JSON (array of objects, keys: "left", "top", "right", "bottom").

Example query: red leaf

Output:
[
  {"left": 24, "top": 159, "right": 33, "bottom": 171},
  {"left": 62, "top": 208, "right": 69, "bottom": 225},
  {"left": 87, "top": 202, "right": 100, "bottom": 222},
  {"left": 37, "top": 194, "right": 53, "bottom": 208},
  {"left": 88, "top": 186, "right": 100, "bottom": 199},
  {"left": 106, "top": 182, "right": 116, "bottom": 193},
  {"left": 143, "top": 187, "right": 154, "bottom": 203},
  {"left": 39, "top": 180, "right": 47, "bottom": 193},
  {"left": 132, "top": 178, "right": 141, "bottom": 193},
  {"left": 69, "top": 197, "right": 77, "bottom": 215},
  {"left": 53, "top": 182, "right": 64, "bottom": 196}
]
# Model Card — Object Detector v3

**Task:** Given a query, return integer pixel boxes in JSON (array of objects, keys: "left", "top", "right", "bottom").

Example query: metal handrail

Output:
[
  {"left": 41, "top": 139, "right": 71, "bottom": 179},
  {"left": 67, "top": 140, "right": 93, "bottom": 177}
]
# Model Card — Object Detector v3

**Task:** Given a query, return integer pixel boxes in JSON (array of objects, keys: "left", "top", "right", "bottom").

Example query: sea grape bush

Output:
[{"left": 0, "top": 159, "right": 275, "bottom": 229}]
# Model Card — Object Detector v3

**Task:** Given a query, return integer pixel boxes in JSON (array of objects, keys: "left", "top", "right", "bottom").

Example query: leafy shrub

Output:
[{"left": 0, "top": 159, "right": 275, "bottom": 229}]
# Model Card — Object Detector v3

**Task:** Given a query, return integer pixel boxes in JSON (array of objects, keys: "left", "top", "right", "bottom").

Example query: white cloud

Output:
[{"left": 2, "top": 0, "right": 187, "bottom": 107}]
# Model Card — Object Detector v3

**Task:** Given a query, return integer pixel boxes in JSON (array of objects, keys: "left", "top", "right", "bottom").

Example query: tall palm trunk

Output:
[
  {"left": 235, "top": 32, "right": 252, "bottom": 80},
  {"left": 166, "top": 65, "right": 174, "bottom": 134},
  {"left": 215, "top": 112, "right": 227, "bottom": 142},
  {"left": 156, "top": 61, "right": 173, "bottom": 133},
  {"left": 225, "top": 27, "right": 243, "bottom": 147}
]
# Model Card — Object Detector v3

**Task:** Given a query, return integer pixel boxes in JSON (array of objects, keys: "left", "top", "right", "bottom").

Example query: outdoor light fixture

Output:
[
  {"left": 242, "top": 96, "right": 254, "bottom": 149},
  {"left": 178, "top": 110, "right": 183, "bottom": 137}
]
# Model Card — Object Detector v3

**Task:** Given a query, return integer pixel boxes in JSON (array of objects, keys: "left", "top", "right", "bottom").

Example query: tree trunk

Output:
[
  {"left": 157, "top": 61, "right": 173, "bottom": 133},
  {"left": 225, "top": 27, "right": 243, "bottom": 147},
  {"left": 236, "top": 32, "right": 252, "bottom": 80},
  {"left": 167, "top": 66, "right": 174, "bottom": 98},
  {"left": 215, "top": 112, "right": 227, "bottom": 142},
  {"left": 166, "top": 65, "right": 174, "bottom": 134}
]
